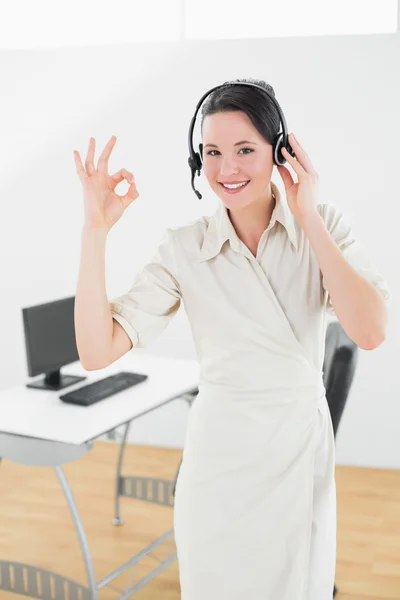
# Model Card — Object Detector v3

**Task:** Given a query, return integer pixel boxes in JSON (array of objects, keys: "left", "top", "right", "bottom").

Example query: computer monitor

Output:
[{"left": 22, "top": 296, "right": 87, "bottom": 391}]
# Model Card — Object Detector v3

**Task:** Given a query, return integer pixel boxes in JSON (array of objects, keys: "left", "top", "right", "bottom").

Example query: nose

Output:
[{"left": 219, "top": 157, "right": 240, "bottom": 176}]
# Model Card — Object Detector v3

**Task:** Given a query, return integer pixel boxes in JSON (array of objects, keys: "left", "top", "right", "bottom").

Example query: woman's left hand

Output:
[{"left": 276, "top": 133, "right": 319, "bottom": 225}]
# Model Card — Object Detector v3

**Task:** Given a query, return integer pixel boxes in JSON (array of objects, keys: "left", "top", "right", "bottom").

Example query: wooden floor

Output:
[{"left": 0, "top": 441, "right": 399, "bottom": 600}]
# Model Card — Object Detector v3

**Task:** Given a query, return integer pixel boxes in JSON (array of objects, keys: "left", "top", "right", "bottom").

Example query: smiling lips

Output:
[
  {"left": 219, "top": 180, "right": 250, "bottom": 193},
  {"left": 219, "top": 180, "right": 249, "bottom": 184}
]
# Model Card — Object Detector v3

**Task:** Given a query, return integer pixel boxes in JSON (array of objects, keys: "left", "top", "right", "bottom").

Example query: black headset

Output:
[{"left": 188, "top": 82, "right": 295, "bottom": 200}]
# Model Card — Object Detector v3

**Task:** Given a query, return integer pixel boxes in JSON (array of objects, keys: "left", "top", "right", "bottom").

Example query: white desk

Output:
[{"left": 0, "top": 351, "right": 200, "bottom": 600}]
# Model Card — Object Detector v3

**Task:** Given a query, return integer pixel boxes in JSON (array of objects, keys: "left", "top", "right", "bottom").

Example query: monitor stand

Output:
[{"left": 26, "top": 368, "right": 87, "bottom": 391}]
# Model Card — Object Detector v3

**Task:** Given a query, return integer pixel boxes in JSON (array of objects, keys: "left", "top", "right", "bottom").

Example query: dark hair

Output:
[{"left": 200, "top": 77, "right": 280, "bottom": 146}]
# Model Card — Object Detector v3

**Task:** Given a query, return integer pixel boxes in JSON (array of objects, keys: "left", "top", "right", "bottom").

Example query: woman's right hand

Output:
[{"left": 73, "top": 135, "right": 139, "bottom": 231}]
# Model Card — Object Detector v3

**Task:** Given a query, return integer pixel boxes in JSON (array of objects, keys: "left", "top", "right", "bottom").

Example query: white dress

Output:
[{"left": 109, "top": 181, "right": 392, "bottom": 600}]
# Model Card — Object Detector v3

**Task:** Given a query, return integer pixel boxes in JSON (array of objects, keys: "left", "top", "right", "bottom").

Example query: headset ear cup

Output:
[
  {"left": 274, "top": 132, "right": 296, "bottom": 166},
  {"left": 194, "top": 148, "right": 202, "bottom": 172},
  {"left": 188, "top": 152, "right": 203, "bottom": 173},
  {"left": 274, "top": 133, "right": 286, "bottom": 166}
]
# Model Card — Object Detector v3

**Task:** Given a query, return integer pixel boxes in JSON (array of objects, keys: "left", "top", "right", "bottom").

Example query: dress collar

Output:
[{"left": 196, "top": 181, "right": 298, "bottom": 263}]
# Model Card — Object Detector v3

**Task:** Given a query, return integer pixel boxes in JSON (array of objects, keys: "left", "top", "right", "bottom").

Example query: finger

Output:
[
  {"left": 282, "top": 146, "right": 306, "bottom": 177},
  {"left": 121, "top": 181, "right": 139, "bottom": 210},
  {"left": 97, "top": 135, "right": 117, "bottom": 174},
  {"left": 287, "top": 134, "right": 316, "bottom": 175},
  {"left": 85, "top": 137, "right": 96, "bottom": 176},
  {"left": 73, "top": 150, "right": 87, "bottom": 184},
  {"left": 109, "top": 168, "right": 134, "bottom": 192}
]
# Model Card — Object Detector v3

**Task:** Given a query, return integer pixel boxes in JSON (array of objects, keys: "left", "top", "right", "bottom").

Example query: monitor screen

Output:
[{"left": 22, "top": 296, "right": 86, "bottom": 390}]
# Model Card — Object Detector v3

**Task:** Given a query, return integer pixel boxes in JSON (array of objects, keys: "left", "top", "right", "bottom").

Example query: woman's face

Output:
[{"left": 201, "top": 110, "right": 274, "bottom": 209}]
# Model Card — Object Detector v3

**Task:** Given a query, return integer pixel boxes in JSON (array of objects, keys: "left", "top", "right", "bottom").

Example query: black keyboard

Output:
[{"left": 59, "top": 371, "right": 148, "bottom": 406}]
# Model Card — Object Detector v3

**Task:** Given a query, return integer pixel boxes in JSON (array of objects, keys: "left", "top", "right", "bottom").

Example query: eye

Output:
[{"left": 206, "top": 148, "right": 254, "bottom": 156}]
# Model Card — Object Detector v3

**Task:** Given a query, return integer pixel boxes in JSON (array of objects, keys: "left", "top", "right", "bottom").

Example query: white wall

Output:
[{"left": 1, "top": 31, "right": 399, "bottom": 468}]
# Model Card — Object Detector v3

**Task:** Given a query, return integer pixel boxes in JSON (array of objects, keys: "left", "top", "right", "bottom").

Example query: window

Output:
[
  {"left": 0, "top": 0, "right": 182, "bottom": 50},
  {"left": 184, "top": 0, "right": 398, "bottom": 40}
]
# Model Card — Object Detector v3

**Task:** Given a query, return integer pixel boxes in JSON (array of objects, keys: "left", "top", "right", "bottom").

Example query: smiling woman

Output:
[{"left": 74, "top": 77, "right": 391, "bottom": 600}]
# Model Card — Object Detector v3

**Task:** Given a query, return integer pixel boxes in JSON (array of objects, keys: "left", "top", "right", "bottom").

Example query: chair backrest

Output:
[{"left": 323, "top": 322, "right": 358, "bottom": 438}]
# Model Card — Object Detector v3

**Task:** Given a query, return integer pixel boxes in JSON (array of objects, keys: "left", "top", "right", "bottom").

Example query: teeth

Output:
[{"left": 222, "top": 181, "right": 249, "bottom": 189}]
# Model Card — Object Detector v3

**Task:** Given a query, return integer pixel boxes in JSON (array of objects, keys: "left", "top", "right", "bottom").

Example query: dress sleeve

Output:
[
  {"left": 109, "top": 227, "right": 182, "bottom": 348},
  {"left": 317, "top": 203, "right": 392, "bottom": 316}
]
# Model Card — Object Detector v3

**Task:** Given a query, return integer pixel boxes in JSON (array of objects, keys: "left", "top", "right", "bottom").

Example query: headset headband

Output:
[{"left": 187, "top": 82, "right": 294, "bottom": 200}]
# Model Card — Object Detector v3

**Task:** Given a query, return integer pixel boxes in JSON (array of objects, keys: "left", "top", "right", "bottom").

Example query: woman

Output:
[{"left": 74, "top": 77, "right": 391, "bottom": 600}]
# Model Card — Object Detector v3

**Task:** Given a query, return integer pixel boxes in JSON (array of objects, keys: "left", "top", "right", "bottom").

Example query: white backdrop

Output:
[{"left": 1, "top": 31, "right": 399, "bottom": 467}]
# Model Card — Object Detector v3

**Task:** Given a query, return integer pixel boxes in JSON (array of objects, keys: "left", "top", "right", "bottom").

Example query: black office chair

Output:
[
  {"left": 173, "top": 322, "right": 359, "bottom": 599},
  {"left": 323, "top": 321, "right": 359, "bottom": 597}
]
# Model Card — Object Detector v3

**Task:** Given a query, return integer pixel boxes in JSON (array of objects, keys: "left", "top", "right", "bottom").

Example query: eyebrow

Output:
[{"left": 204, "top": 140, "right": 258, "bottom": 149}]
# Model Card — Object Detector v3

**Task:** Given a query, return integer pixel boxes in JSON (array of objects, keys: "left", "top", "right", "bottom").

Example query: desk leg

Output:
[
  {"left": 113, "top": 421, "right": 131, "bottom": 526},
  {"left": 55, "top": 465, "right": 98, "bottom": 600}
]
